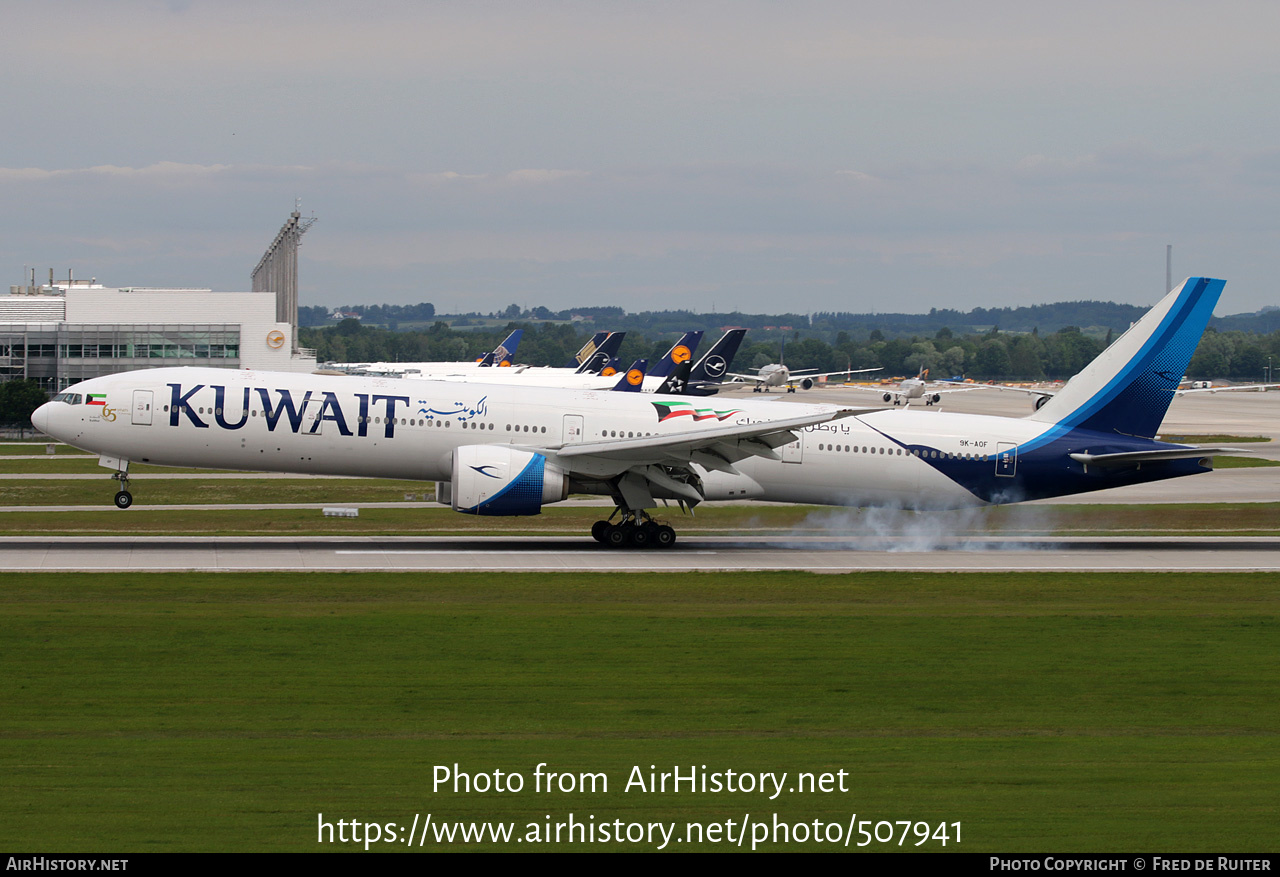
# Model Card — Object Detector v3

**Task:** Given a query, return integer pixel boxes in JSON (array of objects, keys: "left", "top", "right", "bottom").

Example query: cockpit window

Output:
[{"left": 52, "top": 393, "right": 83, "bottom": 405}]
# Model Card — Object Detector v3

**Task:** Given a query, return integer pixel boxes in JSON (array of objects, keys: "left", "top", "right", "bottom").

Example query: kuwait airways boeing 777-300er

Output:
[{"left": 32, "top": 277, "right": 1238, "bottom": 548}]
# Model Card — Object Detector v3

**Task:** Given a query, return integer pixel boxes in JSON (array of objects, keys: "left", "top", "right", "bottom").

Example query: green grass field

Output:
[{"left": 2, "top": 571, "right": 1276, "bottom": 851}]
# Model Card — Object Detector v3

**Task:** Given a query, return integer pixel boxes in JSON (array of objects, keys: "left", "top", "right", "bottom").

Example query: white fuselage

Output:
[
  {"left": 34, "top": 365, "right": 1205, "bottom": 514},
  {"left": 33, "top": 367, "right": 1033, "bottom": 510}
]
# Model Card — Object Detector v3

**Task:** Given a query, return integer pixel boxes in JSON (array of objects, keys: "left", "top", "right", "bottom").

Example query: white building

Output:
[{"left": 0, "top": 281, "right": 316, "bottom": 392}]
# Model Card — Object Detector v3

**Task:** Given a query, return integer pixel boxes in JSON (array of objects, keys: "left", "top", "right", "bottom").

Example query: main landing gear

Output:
[
  {"left": 111, "top": 471, "right": 133, "bottom": 509},
  {"left": 591, "top": 509, "right": 677, "bottom": 549}
]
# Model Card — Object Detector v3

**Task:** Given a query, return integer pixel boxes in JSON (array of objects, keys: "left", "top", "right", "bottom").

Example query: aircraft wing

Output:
[
  {"left": 526, "top": 407, "right": 870, "bottom": 507},
  {"left": 789, "top": 367, "right": 882, "bottom": 379},
  {"left": 547, "top": 407, "right": 866, "bottom": 465},
  {"left": 928, "top": 383, "right": 996, "bottom": 395},
  {"left": 837, "top": 383, "right": 982, "bottom": 397},
  {"left": 943, "top": 381, "right": 1055, "bottom": 396}
]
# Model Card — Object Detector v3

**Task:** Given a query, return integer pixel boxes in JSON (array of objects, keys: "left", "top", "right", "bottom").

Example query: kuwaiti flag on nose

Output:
[{"left": 87, "top": 394, "right": 107, "bottom": 406}]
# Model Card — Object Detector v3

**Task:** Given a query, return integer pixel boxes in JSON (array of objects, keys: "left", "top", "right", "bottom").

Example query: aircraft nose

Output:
[{"left": 31, "top": 401, "right": 53, "bottom": 435}]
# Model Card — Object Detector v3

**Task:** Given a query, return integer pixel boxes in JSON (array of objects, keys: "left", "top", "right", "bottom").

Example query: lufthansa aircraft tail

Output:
[
  {"left": 611, "top": 359, "right": 648, "bottom": 392},
  {"left": 649, "top": 331, "right": 704, "bottom": 379},
  {"left": 689, "top": 329, "right": 747, "bottom": 386},
  {"left": 1027, "top": 277, "right": 1224, "bottom": 439}
]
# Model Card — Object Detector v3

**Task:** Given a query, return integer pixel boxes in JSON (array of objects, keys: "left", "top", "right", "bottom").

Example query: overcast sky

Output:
[{"left": 3, "top": 1, "right": 1279, "bottom": 315}]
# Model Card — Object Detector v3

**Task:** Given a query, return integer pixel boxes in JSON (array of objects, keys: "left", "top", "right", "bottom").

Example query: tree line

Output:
[{"left": 299, "top": 319, "right": 1280, "bottom": 382}]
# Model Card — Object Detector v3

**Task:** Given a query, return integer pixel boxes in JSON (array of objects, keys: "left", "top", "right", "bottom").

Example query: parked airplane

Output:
[
  {"left": 681, "top": 329, "right": 749, "bottom": 396},
  {"left": 332, "top": 329, "right": 526, "bottom": 377},
  {"left": 572, "top": 331, "right": 627, "bottom": 375},
  {"left": 563, "top": 331, "right": 609, "bottom": 369},
  {"left": 33, "top": 278, "right": 1238, "bottom": 548},
  {"left": 425, "top": 331, "right": 704, "bottom": 393},
  {"left": 858, "top": 368, "right": 987, "bottom": 407},
  {"left": 728, "top": 360, "right": 881, "bottom": 392}
]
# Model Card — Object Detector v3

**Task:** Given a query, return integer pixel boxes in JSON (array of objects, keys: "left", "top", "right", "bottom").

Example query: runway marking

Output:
[{"left": 335, "top": 549, "right": 720, "bottom": 556}]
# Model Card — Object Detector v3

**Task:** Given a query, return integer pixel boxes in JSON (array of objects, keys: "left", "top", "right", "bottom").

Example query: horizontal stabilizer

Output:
[{"left": 1068, "top": 447, "right": 1243, "bottom": 468}]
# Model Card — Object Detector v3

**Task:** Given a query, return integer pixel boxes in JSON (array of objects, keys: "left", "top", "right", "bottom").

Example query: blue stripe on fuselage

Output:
[
  {"left": 908, "top": 429, "right": 1207, "bottom": 504},
  {"left": 862, "top": 420, "right": 1210, "bottom": 505}
]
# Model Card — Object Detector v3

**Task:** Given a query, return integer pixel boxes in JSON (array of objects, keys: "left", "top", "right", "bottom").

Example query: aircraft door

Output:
[
  {"left": 131, "top": 390, "right": 153, "bottom": 425},
  {"left": 781, "top": 433, "right": 803, "bottom": 463},
  {"left": 562, "top": 414, "right": 584, "bottom": 444},
  {"left": 995, "top": 442, "right": 1017, "bottom": 477}
]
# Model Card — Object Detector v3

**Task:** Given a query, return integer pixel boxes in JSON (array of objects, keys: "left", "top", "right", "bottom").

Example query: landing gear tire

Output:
[
  {"left": 605, "top": 524, "right": 629, "bottom": 548},
  {"left": 628, "top": 524, "right": 652, "bottom": 548},
  {"left": 591, "top": 520, "right": 611, "bottom": 543},
  {"left": 113, "top": 490, "right": 133, "bottom": 510},
  {"left": 653, "top": 525, "right": 676, "bottom": 547}
]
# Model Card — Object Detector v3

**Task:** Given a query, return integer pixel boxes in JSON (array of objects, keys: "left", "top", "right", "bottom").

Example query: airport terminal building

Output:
[{"left": 0, "top": 280, "right": 317, "bottom": 393}]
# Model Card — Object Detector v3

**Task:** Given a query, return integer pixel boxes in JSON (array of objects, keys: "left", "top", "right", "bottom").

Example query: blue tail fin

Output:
[
  {"left": 576, "top": 332, "right": 626, "bottom": 374},
  {"left": 1028, "top": 277, "right": 1224, "bottom": 438},
  {"left": 649, "top": 331, "right": 704, "bottom": 378},
  {"left": 564, "top": 331, "right": 608, "bottom": 369},
  {"left": 690, "top": 329, "right": 747, "bottom": 384},
  {"left": 611, "top": 359, "right": 648, "bottom": 392},
  {"left": 479, "top": 329, "right": 522, "bottom": 367}
]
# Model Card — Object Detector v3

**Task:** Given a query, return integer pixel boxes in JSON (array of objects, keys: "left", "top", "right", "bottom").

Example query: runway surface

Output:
[{"left": 6, "top": 534, "right": 1280, "bottom": 573}]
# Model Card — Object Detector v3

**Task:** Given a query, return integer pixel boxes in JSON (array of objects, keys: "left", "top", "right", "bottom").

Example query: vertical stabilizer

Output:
[
  {"left": 611, "top": 359, "right": 648, "bottom": 392},
  {"left": 649, "top": 331, "right": 703, "bottom": 378},
  {"left": 1027, "top": 277, "right": 1224, "bottom": 438},
  {"left": 564, "top": 331, "right": 609, "bottom": 368},
  {"left": 576, "top": 332, "right": 626, "bottom": 374}
]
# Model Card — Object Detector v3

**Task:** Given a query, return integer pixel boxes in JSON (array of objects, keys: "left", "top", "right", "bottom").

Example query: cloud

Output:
[{"left": 1, "top": 145, "right": 1278, "bottom": 312}]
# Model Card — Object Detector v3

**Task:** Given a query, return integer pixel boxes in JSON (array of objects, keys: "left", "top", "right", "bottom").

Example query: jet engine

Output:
[
  {"left": 883, "top": 392, "right": 893, "bottom": 402},
  {"left": 450, "top": 445, "right": 568, "bottom": 515},
  {"left": 799, "top": 378, "right": 814, "bottom": 390},
  {"left": 1034, "top": 395, "right": 1050, "bottom": 410}
]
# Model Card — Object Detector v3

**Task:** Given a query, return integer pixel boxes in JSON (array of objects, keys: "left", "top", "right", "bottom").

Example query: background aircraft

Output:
[
  {"left": 727, "top": 361, "right": 880, "bottom": 392},
  {"left": 420, "top": 331, "right": 704, "bottom": 392},
  {"left": 841, "top": 368, "right": 985, "bottom": 407},
  {"left": 329, "top": 329, "right": 526, "bottom": 377},
  {"left": 726, "top": 338, "right": 879, "bottom": 392}
]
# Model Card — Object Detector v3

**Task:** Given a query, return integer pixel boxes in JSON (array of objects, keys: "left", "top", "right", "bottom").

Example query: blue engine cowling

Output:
[{"left": 451, "top": 445, "right": 569, "bottom": 516}]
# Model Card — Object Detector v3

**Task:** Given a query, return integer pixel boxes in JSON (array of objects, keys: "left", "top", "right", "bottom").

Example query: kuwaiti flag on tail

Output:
[
  {"left": 87, "top": 394, "right": 107, "bottom": 406},
  {"left": 651, "top": 401, "right": 743, "bottom": 423}
]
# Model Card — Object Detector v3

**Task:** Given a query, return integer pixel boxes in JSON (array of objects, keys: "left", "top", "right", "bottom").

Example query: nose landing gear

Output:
[{"left": 111, "top": 470, "right": 133, "bottom": 509}]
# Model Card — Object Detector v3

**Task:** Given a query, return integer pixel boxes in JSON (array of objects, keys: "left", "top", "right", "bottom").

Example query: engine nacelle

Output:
[
  {"left": 1034, "top": 395, "right": 1050, "bottom": 410},
  {"left": 930, "top": 393, "right": 941, "bottom": 403},
  {"left": 451, "top": 445, "right": 568, "bottom": 516},
  {"left": 799, "top": 378, "right": 814, "bottom": 390},
  {"left": 883, "top": 392, "right": 893, "bottom": 402}
]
